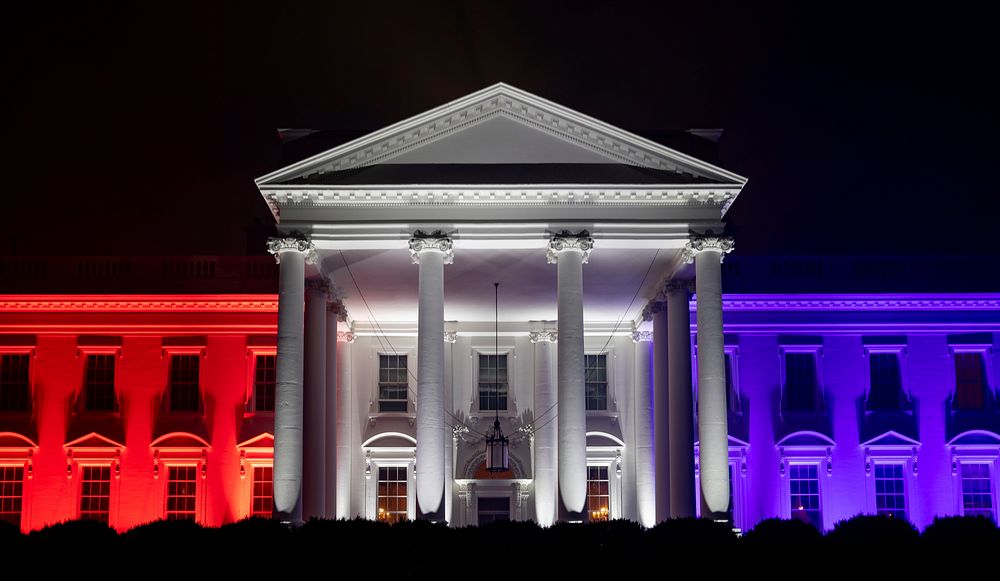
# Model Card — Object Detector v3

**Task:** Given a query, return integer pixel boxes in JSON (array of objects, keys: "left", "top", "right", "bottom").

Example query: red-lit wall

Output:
[{"left": 0, "top": 295, "right": 278, "bottom": 532}]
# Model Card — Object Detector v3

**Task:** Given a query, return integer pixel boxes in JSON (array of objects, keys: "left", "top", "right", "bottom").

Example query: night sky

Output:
[{"left": 4, "top": 3, "right": 997, "bottom": 260}]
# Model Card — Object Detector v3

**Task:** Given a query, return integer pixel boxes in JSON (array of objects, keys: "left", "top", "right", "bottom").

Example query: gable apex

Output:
[{"left": 256, "top": 83, "right": 747, "bottom": 187}]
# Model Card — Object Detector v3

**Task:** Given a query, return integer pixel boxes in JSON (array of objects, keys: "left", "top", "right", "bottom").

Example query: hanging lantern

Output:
[
  {"left": 484, "top": 282, "right": 509, "bottom": 473},
  {"left": 485, "top": 418, "right": 509, "bottom": 472}
]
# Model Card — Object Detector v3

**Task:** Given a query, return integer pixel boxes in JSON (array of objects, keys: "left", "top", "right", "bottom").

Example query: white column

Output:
[
  {"left": 323, "top": 301, "right": 341, "bottom": 519},
  {"left": 548, "top": 233, "right": 592, "bottom": 519},
  {"left": 410, "top": 234, "right": 452, "bottom": 521},
  {"left": 335, "top": 331, "right": 355, "bottom": 519},
  {"left": 444, "top": 331, "right": 456, "bottom": 524},
  {"left": 303, "top": 279, "right": 327, "bottom": 521},
  {"left": 267, "top": 236, "right": 316, "bottom": 524},
  {"left": 686, "top": 236, "right": 734, "bottom": 520},
  {"left": 632, "top": 330, "right": 655, "bottom": 528},
  {"left": 530, "top": 330, "right": 558, "bottom": 526},
  {"left": 651, "top": 301, "right": 670, "bottom": 522},
  {"left": 667, "top": 280, "right": 695, "bottom": 518}
]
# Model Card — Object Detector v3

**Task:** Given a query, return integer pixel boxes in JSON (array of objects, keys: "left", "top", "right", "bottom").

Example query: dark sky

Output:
[{"left": 4, "top": 2, "right": 997, "bottom": 258}]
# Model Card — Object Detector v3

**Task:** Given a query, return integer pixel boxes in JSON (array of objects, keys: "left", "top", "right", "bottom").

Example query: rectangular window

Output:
[
  {"left": 479, "top": 353, "right": 508, "bottom": 412},
  {"left": 587, "top": 465, "right": 610, "bottom": 521},
  {"left": 378, "top": 355, "right": 408, "bottom": 413},
  {"left": 954, "top": 352, "right": 987, "bottom": 411},
  {"left": 477, "top": 497, "right": 510, "bottom": 525},
  {"left": 83, "top": 354, "right": 116, "bottom": 412},
  {"left": 868, "top": 352, "right": 904, "bottom": 411},
  {"left": 0, "top": 466, "right": 23, "bottom": 527},
  {"left": 874, "top": 463, "right": 907, "bottom": 519},
  {"left": 0, "top": 354, "right": 30, "bottom": 412},
  {"left": 724, "top": 352, "right": 740, "bottom": 414},
  {"left": 79, "top": 465, "right": 111, "bottom": 523},
  {"left": 376, "top": 466, "right": 407, "bottom": 523},
  {"left": 789, "top": 464, "right": 822, "bottom": 529},
  {"left": 783, "top": 352, "right": 818, "bottom": 412},
  {"left": 251, "top": 465, "right": 273, "bottom": 518},
  {"left": 169, "top": 355, "right": 201, "bottom": 413},
  {"left": 585, "top": 354, "right": 607, "bottom": 411},
  {"left": 253, "top": 354, "right": 276, "bottom": 412},
  {"left": 960, "top": 463, "right": 995, "bottom": 521},
  {"left": 166, "top": 466, "right": 198, "bottom": 520}
]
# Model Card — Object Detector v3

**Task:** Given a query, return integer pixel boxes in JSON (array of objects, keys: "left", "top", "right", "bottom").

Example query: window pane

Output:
[
  {"left": 378, "top": 355, "right": 408, "bottom": 413},
  {"left": 253, "top": 355, "right": 276, "bottom": 412},
  {"left": 166, "top": 466, "right": 198, "bottom": 520},
  {"left": 479, "top": 354, "right": 509, "bottom": 412},
  {"left": 960, "top": 463, "right": 995, "bottom": 521},
  {"left": 84, "top": 354, "right": 116, "bottom": 412},
  {"left": 587, "top": 465, "right": 610, "bottom": 521},
  {"left": 954, "top": 353, "right": 986, "bottom": 410},
  {"left": 585, "top": 354, "right": 608, "bottom": 411},
  {"left": 784, "top": 353, "right": 817, "bottom": 412},
  {"left": 80, "top": 465, "right": 111, "bottom": 523},
  {"left": 874, "top": 463, "right": 907, "bottom": 519},
  {"left": 868, "top": 353, "right": 904, "bottom": 411},
  {"left": 251, "top": 466, "right": 273, "bottom": 517},
  {"left": 376, "top": 466, "right": 407, "bottom": 523},
  {"left": 0, "top": 466, "right": 24, "bottom": 527},
  {"left": 0, "top": 354, "right": 31, "bottom": 412},
  {"left": 789, "top": 464, "right": 822, "bottom": 529},
  {"left": 169, "top": 355, "right": 201, "bottom": 412}
]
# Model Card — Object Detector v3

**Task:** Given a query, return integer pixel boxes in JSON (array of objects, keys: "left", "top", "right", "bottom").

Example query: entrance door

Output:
[{"left": 477, "top": 497, "right": 510, "bottom": 525}]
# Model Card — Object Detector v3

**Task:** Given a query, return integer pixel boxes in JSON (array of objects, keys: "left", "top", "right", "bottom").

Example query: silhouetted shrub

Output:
[
  {"left": 0, "top": 520, "right": 23, "bottom": 554},
  {"left": 921, "top": 515, "right": 1000, "bottom": 545},
  {"left": 27, "top": 519, "right": 119, "bottom": 555},
  {"left": 743, "top": 518, "right": 824, "bottom": 545},
  {"left": 825, "top": 514, "right": 919, "bottom": 544},
  {"left": 646, "top": 517, "right": 738, "bottom": 546}
]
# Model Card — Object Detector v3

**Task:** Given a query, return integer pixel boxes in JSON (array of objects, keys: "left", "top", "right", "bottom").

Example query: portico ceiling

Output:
[{"left": 319, "top": 247, "right": 683, "bottom": 330}]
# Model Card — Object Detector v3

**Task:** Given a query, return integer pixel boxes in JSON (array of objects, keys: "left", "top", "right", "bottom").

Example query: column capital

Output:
[
  {"left": 327, "top": 300, "right": 349, "bottom": 322},
  {"left": 641, "top": 300, "right": 667, "bottom": 321},
  {"left": 529, "top": 330, "right": 558, "bottom": 343},
  {"left": 682, "top": 235, "right": 734, "bottom": 264},
  {"left": 631, "top": 330, "right": 654, "bottom": 343},
  {"left": 336, "top": 331, "right": 356, "bottom": 344},
  {"left": 546, "top": 231, "right": 594, "bottom": 264},
  {"left": 267, "top": 236, "right": 317, "bottom": 265},
  {"left": 443, "top": 331, "right": 458, "bottom": 344},
  {"left": 409, "top": 230, "right": 454, "bottom": 264}
]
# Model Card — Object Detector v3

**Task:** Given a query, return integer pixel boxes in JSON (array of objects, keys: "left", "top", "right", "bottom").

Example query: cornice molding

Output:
[
  {"left": 255, "top": 83, "right": 747, "bottom": 187},
  {"left": 260, "top": 185, "right": 739, "bottom": 211},
  {"left": 718, "top": 296, "right": 1000, "bottom": 311}
]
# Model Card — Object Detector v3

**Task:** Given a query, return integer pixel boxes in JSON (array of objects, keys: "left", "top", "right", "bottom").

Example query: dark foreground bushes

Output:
[{"left": 1, "top": 514, "right": 995, "bottom": 570}]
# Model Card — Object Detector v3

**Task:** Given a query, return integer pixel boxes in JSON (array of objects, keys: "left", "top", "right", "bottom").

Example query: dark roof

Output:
[{"left": 284, "top": 163, "right": 711, "bottom": 186}]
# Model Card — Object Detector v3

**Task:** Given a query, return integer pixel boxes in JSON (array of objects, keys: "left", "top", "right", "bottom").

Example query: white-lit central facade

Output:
[{"left": 256, "top": 83, "right": 748, "bottom": 526}]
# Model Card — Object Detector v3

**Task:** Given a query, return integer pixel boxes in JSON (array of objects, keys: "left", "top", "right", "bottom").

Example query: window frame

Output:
[
  {"left": 75, "top": 462, "right": 117, "bottom": 525},
  {"left": 162, "top": 461, "right": 204, "bottom": 522},
  {"left": 586, "top": 443, "right": 624, "bottom": 521},
  {"left": 863, "top": 345, "right": 911, "bottom": 413},
  {"left": 246, "top": 462, "right": 274, "bottom": 519},
  {"left": 724, "top": 346, "right": 741, "bottom": 416},
  {"left": 472, "top": 346, "right": 515, "bottom": 416},
  {"left": 163, "top": 348, "right": 205, "bottom": 415},
  {"left": 778, "top": 449, "right": 832, "bottom": 531},
  {"left": 245, "top": 348, "right": 277, "bottom": 415},
  {"left": 0, "top": 461, "right": 30, "bottom": 531},
  {"left": 364, "top": 452, "right": 415, "bottom": 523},
  {"left": 949, "top": 345, "right": 994, "bottom": 412},
  {"left": 583, "top": 350, "right": 614, "bottom": 414},
  {"left": 949, "top": 440, "right": 999, "bottom": 522},
  {"left": 778, "top": 345, "right": 824, "bottom": 415},
  {"left": 864, "top": 446, "right": 917, "bottom": 521},
  {"left": 77, "top": 347, "right": 121, "bottom": 414},
  {"left": 0, "top": 348, "right": 35, "bottom": 414},
  {"left": 371, "top": 349, "right": 414, "bottom": 416}
]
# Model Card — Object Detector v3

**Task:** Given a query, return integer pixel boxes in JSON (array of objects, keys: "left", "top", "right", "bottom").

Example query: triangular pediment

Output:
[
  {"left": 256, "top": 83, "right": 746, "bottom": 187},
  {"left": 237, "top": 432, "right": 274, "bottom": 449},
  {"left": 861, "top": 430, "right": 921, "bottom": 448},
  {"left": 64, "top": 432, "right": 124, "bottom": 449}
]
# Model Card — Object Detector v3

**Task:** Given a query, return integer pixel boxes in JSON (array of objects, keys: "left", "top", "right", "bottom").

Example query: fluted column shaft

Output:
[
  {"left": 323, "top": 303, "right": 339, "bottom": 518},
  {"left": 335, "top": 331, "right": 354, "bottom": 518},
  {"left": 267, "top": 237, "right": 315, "bottom": 524},
  {"left": 303, "top": 280, "right": 327, "bottom": 521},
  {"left": 652, "top": 304, "right": 670, "bottom": 522},
  {"left": 689, "top": 236, "right": 734, "bottom": 519},
  {"left": 667, "top": 282, "right": 695, "bottom": 518},
  {"left": 549, "top": 234, "right": 592, "bottom": 519},
  {"left": 632, "top": 331, "right": 655, "bottom": 527},
  {"left": 411, "top": 235, "right": 452, "bottom": 521},
  {"left": 531, "top": 331, "right": 558, "bottom": 526}
]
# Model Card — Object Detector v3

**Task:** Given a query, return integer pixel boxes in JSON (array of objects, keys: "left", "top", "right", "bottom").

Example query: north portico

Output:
[{"left": 255, "top": 83, "right": 747, "bottom": 525}]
